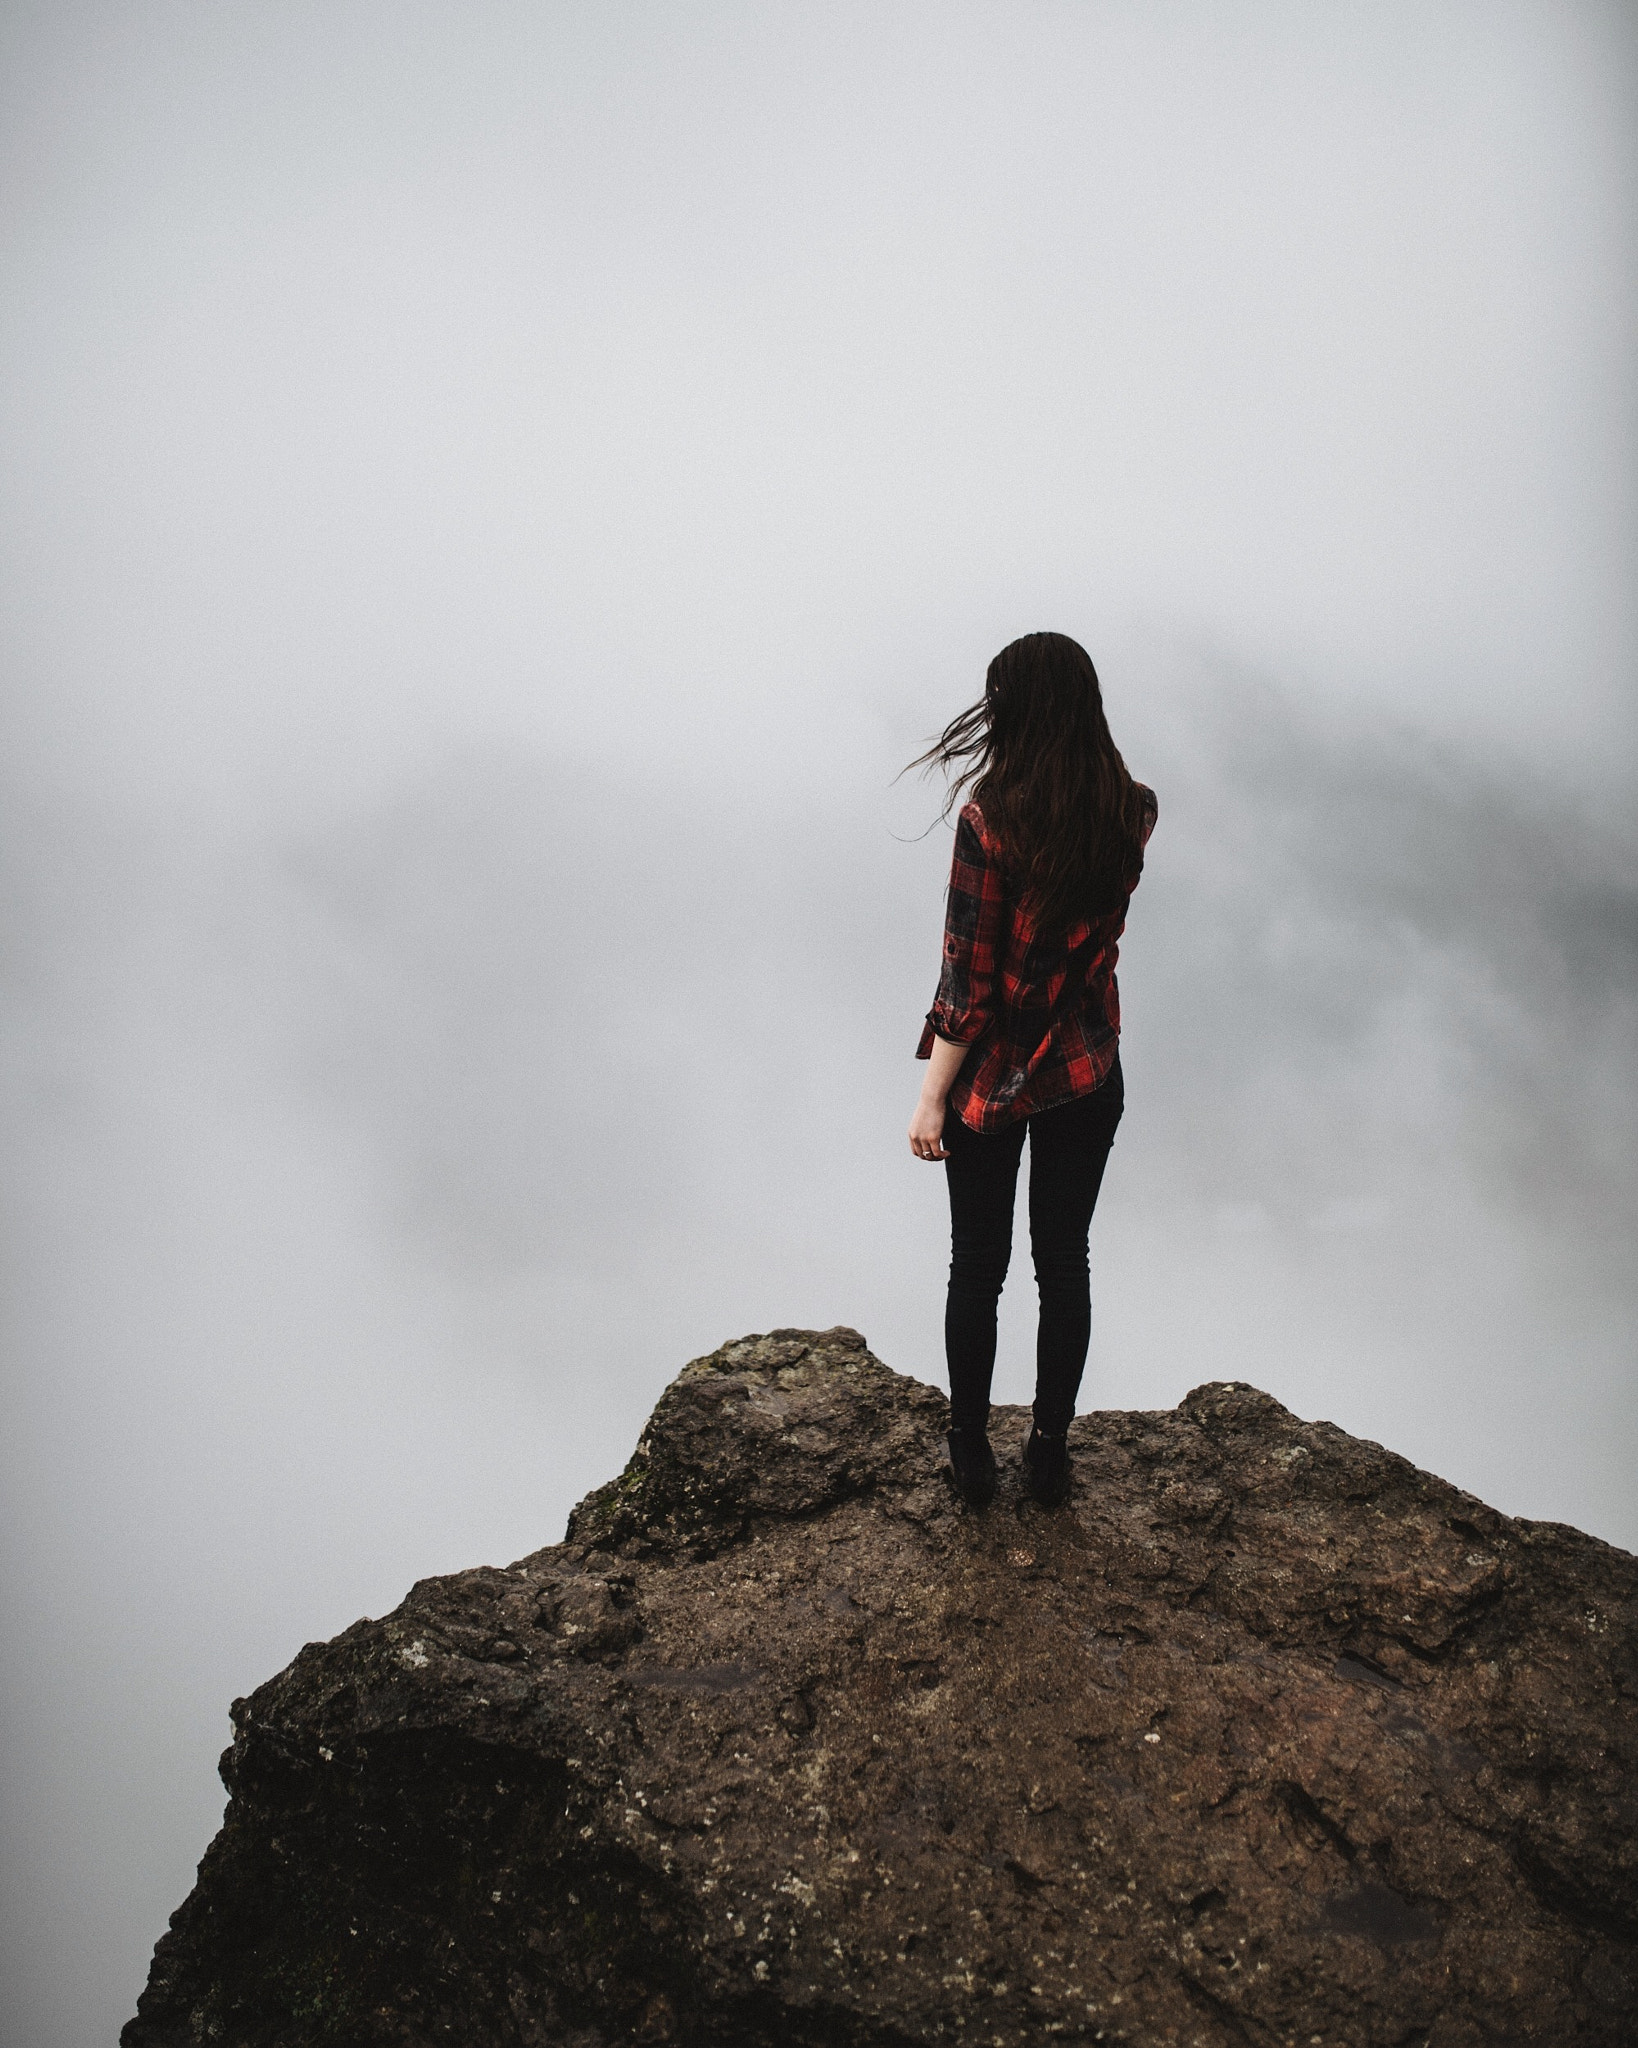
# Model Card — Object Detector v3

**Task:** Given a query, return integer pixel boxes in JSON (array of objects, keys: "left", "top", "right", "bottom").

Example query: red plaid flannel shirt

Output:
[{"left": 916, "top": 787, "right": 1157, "bottom": 1133}]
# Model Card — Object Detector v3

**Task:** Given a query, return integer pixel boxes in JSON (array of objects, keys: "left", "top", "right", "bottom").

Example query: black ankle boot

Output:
[
  {"left": 1023, "top": 1424, "right": 1071, "bottom": 1507},
  {"left": 946, "top": 1427, "right": 998, "bottom": 1506}
]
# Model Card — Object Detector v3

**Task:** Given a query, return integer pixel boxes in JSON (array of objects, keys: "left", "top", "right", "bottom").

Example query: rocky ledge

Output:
[{"left": 126, "top": 1329, "right": 1636, "bottom": 2047}]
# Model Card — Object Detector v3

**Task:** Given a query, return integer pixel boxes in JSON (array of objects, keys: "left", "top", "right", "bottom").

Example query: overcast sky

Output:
[{"left": 3, "top": 4, "right": 1635, "bottom": 2042}]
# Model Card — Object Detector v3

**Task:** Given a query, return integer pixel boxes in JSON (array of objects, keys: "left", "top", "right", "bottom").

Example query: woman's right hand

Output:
[
  {"left": 908, "top": 1095, "right": 949, "bottom": 1161},
  {"left": 909, "top": 1034, "right": 969, "bottom": 1160}
]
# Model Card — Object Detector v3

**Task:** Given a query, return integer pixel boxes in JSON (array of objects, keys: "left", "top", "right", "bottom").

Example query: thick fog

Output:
[{"left": 2, "top": 4, "right": 1634, "bottom": 2042}]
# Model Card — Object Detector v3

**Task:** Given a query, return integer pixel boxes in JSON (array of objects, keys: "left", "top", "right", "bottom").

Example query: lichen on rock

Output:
[{"left": 125, "top": 1330, "right": 1638, "bottom": 2046}]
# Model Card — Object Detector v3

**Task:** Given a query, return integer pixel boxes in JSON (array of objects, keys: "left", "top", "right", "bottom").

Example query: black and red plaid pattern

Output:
[{"left": 916, "top": 787, "right": 1157, "bottom": 1133}]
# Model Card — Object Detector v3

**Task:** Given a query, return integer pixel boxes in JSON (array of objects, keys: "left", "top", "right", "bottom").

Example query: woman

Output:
[{"left": 907, "top": 632, "right": 1157, "bottom": 1508}]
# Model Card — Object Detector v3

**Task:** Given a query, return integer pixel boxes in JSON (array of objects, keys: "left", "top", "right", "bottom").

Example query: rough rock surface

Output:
[{"left": 126, "top": 1328, "right": 1637, "bottom": 2047}]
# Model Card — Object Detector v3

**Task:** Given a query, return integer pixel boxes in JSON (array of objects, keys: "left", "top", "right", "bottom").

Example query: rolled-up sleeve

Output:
[{"left": 917, "top": 804, "right": 1006, "bottom": 1055}]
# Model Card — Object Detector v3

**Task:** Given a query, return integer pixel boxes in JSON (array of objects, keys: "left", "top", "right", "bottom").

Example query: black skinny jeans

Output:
[{"left": 942, "top": 1056, "right": 1124, "bottom": 1438}]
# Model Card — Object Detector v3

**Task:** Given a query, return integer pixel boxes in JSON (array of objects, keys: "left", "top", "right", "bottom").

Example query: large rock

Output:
[{"left": 125, "top": 1328, "right": 1637, "bottom": 2046}]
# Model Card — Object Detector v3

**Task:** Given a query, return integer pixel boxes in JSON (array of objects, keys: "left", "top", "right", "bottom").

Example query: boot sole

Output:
[{"left": 949, "top": 1468, "right": 998, "bottom": 1507}]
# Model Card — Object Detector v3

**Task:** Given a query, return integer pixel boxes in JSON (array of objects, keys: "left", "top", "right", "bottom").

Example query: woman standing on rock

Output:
[{"left": 907, "top": 632, "right": 1156, "bottom": 1509}]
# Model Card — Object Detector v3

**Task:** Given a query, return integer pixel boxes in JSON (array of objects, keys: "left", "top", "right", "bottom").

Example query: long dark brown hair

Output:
[{"left": 908, "top": 632, "right": 1147, "bottom": 938}]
